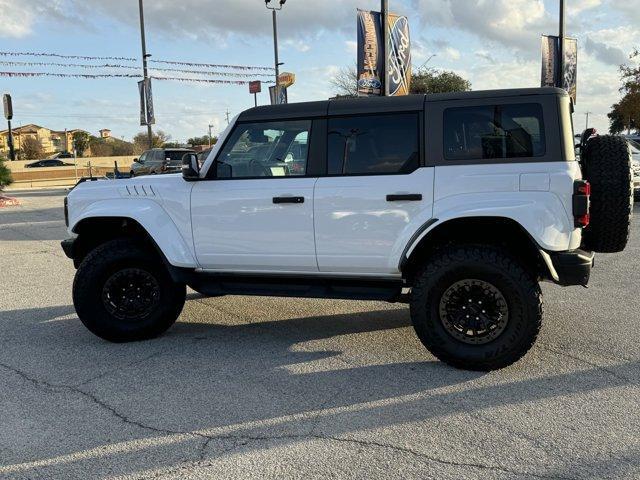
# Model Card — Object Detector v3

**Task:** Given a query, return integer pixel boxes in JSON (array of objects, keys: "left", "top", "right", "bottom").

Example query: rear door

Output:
[{"left": 314, "top": 110, "right": 434, "bottom": 275}]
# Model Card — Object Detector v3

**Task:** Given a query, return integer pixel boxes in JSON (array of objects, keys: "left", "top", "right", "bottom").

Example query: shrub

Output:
[{"left": 0, "top": 158, "right": 13, "bottom": 190}]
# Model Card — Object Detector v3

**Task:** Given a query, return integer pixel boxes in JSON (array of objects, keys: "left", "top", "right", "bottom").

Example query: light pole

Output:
[
  {"left": 265, "top": 0, "right": 286, "bottom": 104},
  {"left": 558, "top": 0, "right": 565, "bottom": 89},
  {"left": 138, "top": 0, "right": 153, "bottom": 149},
  {"left": 381, "top": 0, "right": 389, "bottom": 96},
  {"left": 208, "top": 124, "right": 213, "bottom": 147}
]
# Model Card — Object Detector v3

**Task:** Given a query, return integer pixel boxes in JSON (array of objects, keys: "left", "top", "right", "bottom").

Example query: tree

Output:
[
  {"left": 73, "top": 131, "right": 91, "bottom": 157},
  {"left": 133, "top": 131, "right": 171, "bottom": 154},
  {"left": 330, "top": 64, "right": 471, "bottom": 97},
  {"left": 89, "top": 136, "right": 112, "bottom": 157},
  {"left": 410, "top": 68, "right": 472, "bottom": 94},
  {"left": 608, "top": 94, "right": 640, "bottom": 134},
  {"left": 609, "top": 49, "right": 640, "bottom": 134},
  {"left": 0, "top": 158, "right": 13, "bottom": 190},
  {"left": 21, "top": 137, "right": 44, "bottom": 160},
  {"left": 187, "top": 135, "right": 217, "bottom": 147},
  {"left": 330, "top": 65, "right": 359, "bottom": 98}
]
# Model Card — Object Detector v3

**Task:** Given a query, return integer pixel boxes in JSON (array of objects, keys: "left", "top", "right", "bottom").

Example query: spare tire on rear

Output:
[{"left": 581, "top": 135, "right": 633, "bottom": 253}]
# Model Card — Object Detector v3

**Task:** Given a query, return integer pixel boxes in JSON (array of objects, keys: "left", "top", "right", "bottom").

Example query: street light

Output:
[{"left": 265, "top": 0, "right": 287, "bottom": 104}]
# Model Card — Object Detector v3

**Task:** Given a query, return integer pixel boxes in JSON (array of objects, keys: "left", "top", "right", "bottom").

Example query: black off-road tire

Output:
[
  {"left": 73, "top": 238, "right": 186, "bottom": 342},
  {"left": 581, "top": 135, "right": 633, "bottom": 253},
  {"left": 410, "top": 245, "right": 543, "bottom": 371}
]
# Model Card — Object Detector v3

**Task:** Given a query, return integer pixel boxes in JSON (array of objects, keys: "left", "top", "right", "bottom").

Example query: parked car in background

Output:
[
  {"left": 50, "top": 151, "right": 74, "bottom": 160},
  {"left": 130, "top": 148, "right": 195, "bottom": 177},
  {"left": 196, "top": 148, "right": 212, "bottom": 168},
  {"left": 25, "top": 159, "right": 74, "bottom": 168},
  {"left": 627, "top": 139, "right": 640, "bottom": 199}
]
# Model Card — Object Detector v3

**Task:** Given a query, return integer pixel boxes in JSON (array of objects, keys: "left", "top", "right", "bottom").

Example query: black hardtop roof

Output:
[{"left": 237, "top": 87, "right": 567, "bottom": 122}]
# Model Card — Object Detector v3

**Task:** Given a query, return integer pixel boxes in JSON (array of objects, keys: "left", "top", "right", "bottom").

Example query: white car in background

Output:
[{"left": 627, "top": 138, "right": 640, "bottom": 199}]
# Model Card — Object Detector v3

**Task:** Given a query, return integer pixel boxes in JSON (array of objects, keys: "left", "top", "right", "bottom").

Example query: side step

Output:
[{"left": 187, "top": 273, "right": 405, "bottom": 302}]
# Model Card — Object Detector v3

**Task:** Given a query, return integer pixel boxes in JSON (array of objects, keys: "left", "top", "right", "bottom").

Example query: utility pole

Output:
[
  {"left": 265, "top": 0, "right": 286, "bottom": 104},
  {"left": 208, "top": 124, "right": 213, "bottom": 147},
  {"left": 381, "top": 0, "right": 390, "bottom": 97},
  {"left": 138, "top": 0, "right": 153, "bottom": 149},
  {"left": 558, "top": 0, "right": 565, "bottom": 89},
  {"left": 225, "top": 110, "right": 230, "bottom": 124},
  {"left": 585, "top": 112, "right": 592, "bottom": 130}
]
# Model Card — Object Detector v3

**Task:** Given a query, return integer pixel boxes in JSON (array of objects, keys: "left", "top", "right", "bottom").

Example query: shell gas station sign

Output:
[{"left": 278, "top": 72, "right": 296, "bottom": 88}]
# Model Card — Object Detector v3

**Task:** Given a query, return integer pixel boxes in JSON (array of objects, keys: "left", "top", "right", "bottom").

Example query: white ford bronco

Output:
[{"left": 62, "top": 88, "right": 634, "bottom": 371}]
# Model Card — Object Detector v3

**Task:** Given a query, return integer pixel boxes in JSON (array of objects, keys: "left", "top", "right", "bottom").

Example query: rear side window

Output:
[
  {"left": 328, "top": 113, "right": 420, "bottom": 175},
  {"left": 444, "top": 104, "right": 546, "bottom": 161}
]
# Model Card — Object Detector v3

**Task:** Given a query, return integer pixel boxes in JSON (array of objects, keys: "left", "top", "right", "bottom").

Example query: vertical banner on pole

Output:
[
  {"left": 138, "top": 80, "right": 147, "bottom": 126},
  {"left": 358, "top": 9, "right": 411, "bottom": 97},
  {"left": 138, "top": 79, "right": 155, "bottom": 126},
  {"left": 563, "top": 38, "right": 578, "bottom": 104},
  {"left": 145, "top": 78, "right": 155, "bottom": 125},
  {"left": 269, "top": 86, "right": 288, "bottom": 105},
  {"left": 541, "top": 35, "right": 578, "bottom": 103},
  {"left": 357, "top": 9, "right": 383, "bottom": 96},
  {"left": 541, "top": 35, "right": 557, "bottom": 88},
  {"left": 387, "top": 13, "right": 412, "bottom": 96}
]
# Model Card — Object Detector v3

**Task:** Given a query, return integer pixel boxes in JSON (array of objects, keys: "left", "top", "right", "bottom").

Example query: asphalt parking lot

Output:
[{"left": 1, "top": 189, "right": 639, "bottom": 480}]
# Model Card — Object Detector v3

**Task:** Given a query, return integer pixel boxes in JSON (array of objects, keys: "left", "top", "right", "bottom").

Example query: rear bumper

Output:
[{"left": 544, "top": 249, "right": 595, "bottom": 286}]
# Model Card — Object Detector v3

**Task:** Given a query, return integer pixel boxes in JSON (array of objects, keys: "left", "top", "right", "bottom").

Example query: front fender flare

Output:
[{"left": 69, "top": 199, "right": 197, "bottom": 268}]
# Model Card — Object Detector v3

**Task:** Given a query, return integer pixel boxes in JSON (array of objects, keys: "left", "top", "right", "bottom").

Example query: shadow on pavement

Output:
[{"left": 1, "top": 299, "right": 638, "bottom": 478}]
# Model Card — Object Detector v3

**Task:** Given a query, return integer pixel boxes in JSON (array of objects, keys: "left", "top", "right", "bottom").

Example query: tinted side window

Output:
[
  {"left": 216, "top": 120, "right": 311, "bottom": 178},
  {"left": 444, "top": 104, "right": 546, "bottom": 161},
  {"left": 328, "top": 113, "right": 419, "bottom": 175}
]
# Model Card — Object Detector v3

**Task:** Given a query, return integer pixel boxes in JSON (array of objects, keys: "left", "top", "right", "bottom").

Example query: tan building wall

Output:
[{"left": 0, "top": 125, "right": 88, "bottom": 158}]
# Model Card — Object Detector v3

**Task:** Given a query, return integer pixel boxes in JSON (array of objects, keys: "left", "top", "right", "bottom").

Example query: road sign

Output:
[
  {"left": 249, "top": 81, "right": 262, "bottom": 94},
  {"left": 3, "top": 94, "right": 13, "bottom": 120}
]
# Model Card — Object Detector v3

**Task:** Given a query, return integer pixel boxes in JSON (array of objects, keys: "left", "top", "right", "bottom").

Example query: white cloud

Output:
[
  {"left": 0, "top": 0, "right": 36, "bottom": 38},
  {"left": 0, "top": 0, "right": 81, "bottom": 38},
  {"left": 345, "top": 41, "right": 358, "bottom": 55},
  {"left": 412, "top": 0, "right": 554, "bottom": 55},
  {"left": 444, "top": 47, "right": 461, "bottom": 61},
  {"left": 283, "top": 39, "right": 311, "bottom": 53},
  {"left": 568, "top": 0, "right": 602, "bottom": 16}
]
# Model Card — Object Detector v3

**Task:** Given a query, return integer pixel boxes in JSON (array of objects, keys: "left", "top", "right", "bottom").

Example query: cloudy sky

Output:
[{"left": 1, "top": 0, "right": 638, "bottom": 142}]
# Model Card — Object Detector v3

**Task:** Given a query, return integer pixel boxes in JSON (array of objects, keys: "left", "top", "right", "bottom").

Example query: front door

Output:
[{"left": 191, "top": 119, "right": 318, "bottom": 272}]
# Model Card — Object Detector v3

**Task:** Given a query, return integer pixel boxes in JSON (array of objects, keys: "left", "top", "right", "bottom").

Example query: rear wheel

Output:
[
  {"left": 410, "top": 245, "right": 542, "bottom": 371},
  {"left": 73, "top": 238, "right": 186, "bottom": 342},
  {"left": 581, "top": 135, "right": 633, "bottom": 253}
]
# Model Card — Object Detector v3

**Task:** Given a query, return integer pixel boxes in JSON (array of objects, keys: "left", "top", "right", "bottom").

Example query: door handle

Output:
[
  {"left": 386, "top": 194, "right": 423, "bottom": 202},
  {"left": 273, "top": 196, "right": 305, "bottom": 204}
]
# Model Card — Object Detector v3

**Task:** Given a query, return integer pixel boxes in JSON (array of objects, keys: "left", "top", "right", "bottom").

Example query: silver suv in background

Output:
[{"left": 130, "top": 148, "right": 194, "bottom": 177}]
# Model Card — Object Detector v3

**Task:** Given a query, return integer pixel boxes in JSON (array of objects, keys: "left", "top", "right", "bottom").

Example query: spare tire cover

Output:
[{"left": 581, "top": 135, "right": 633, "bottom": 253}]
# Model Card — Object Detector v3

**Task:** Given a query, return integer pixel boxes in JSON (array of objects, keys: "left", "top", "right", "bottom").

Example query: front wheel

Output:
[
  {"left": 73, "top": 238, "right": 186, "bottom": 342},
  {"left": 410, "top": 245, "right": 542, "bottom": 371}
]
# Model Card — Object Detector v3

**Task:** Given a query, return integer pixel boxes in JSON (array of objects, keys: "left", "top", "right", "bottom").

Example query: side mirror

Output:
[
  {"left": 182, "top": 153, "right": 200, "bottom": 181},
  {"left": 133, "top": 158, "right": 139, "bottom": 163}
]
